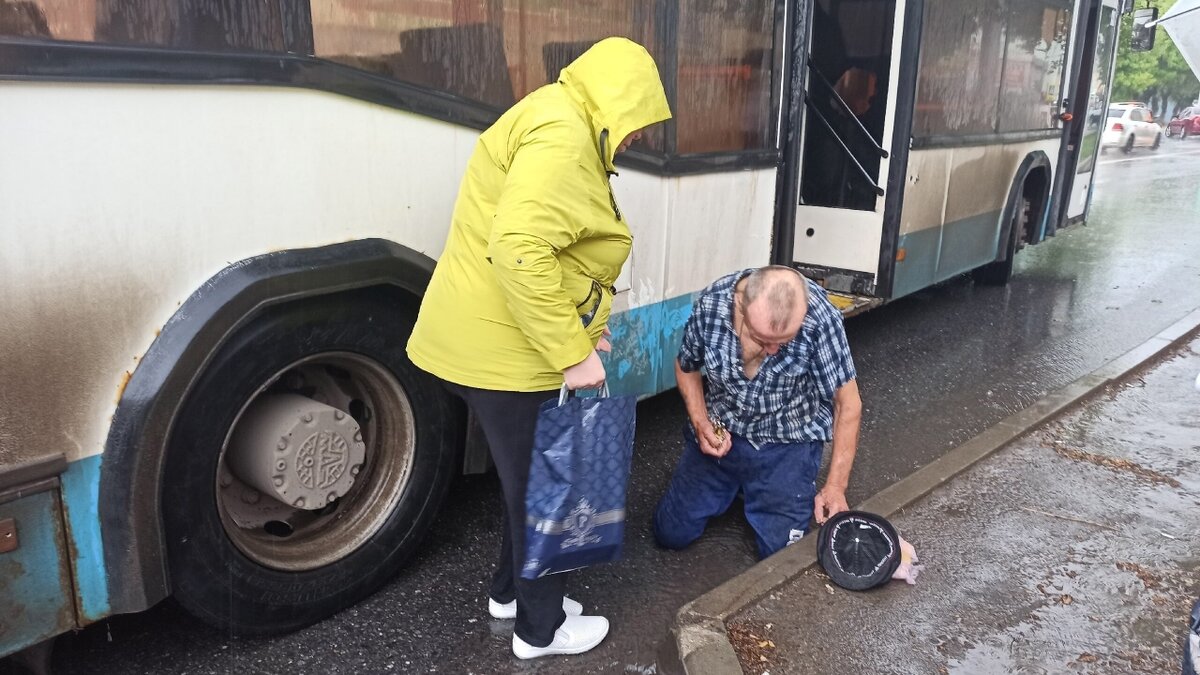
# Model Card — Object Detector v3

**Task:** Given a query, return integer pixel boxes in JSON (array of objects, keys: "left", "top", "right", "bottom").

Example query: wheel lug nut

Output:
[
  {"left": 293, "top": 497, "right": 306, "bottom": 508},
  {"left": 277, "top": 438, "right": 288, "bottom": 451},
  {"left": 302, "top": 413, "right": 314, "bottom": 423},
  {"left": 273, "top": 477, "right": 284, "bottom": 487},
  {"left": 334, "top": 410, "right": 345, "bottom": 421}
]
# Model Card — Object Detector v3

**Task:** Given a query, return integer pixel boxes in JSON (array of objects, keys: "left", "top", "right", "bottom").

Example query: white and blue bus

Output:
[{"left": 0, "top": 0, "right": 1123, "bottom": 656}]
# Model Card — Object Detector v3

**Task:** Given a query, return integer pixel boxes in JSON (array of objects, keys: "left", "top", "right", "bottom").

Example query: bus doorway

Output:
[
  {"left": 787, "top": 0, "right": 904, "bottom": 298},
  {"left": 1059, "top": 0, "right": 1120, "bottom": 227}
]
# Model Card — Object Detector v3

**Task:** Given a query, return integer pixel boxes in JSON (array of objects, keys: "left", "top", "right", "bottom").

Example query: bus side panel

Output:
[
  {"left": 61, "top": 456, "right": 110, "bottom": 622},
  {"left": 892, "top": 148, "right": 952, "bottom": 299},
  {"left": 1, "top": 81, "right": 479, "bottom": 616},
  {"left": 0, "top": 486, "right": 76, "bottom": 658},
  {"left": 606, "top": 169, "right": 776, "bottom": 398},
  {"left": 936, "top": 145, "right": 1015, "bottom": 278},
  {"left": 893, "top": 139, "right": 1060, "bottom": 299}
]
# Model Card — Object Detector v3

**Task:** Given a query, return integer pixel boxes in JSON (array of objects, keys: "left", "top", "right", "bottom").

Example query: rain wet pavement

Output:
[
  {"left": 733, "top": 333, "right": 1200, "bottom": 675},
  {"left": 29, "top": 143, "right": 1200, "bottom": 674}
]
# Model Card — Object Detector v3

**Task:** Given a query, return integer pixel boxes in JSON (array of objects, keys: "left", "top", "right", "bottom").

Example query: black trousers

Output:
[{"left": 445, "top": 382, "right": 565, "bottom": 647}]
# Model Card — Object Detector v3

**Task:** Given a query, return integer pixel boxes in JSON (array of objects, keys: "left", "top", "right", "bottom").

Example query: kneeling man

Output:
[{"left": 654, "top": 266, "right": 862, "bottom": 559}]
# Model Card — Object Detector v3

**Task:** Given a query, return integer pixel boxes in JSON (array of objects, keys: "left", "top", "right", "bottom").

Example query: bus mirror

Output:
[{"left": 1130, "top": 7, "right": 1158, "bottom": 52}]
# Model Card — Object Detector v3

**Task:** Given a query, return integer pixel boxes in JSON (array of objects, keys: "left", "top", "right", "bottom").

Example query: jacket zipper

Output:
[{"left": 599, "top": 129, "right": 623, "bottom": 221}]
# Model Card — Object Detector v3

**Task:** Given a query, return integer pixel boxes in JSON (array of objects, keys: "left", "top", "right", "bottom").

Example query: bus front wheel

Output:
[{"left": 162, "top": 291, "right": 459, "bottom": 635}]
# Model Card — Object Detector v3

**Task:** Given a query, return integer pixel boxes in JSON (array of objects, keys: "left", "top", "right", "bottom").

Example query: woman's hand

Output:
[
  {"left": 596, "top": 327, "right": 613, "bottom": 353},
  {"left": 564, "top": 350, "right": 606, "bottom": 390}
]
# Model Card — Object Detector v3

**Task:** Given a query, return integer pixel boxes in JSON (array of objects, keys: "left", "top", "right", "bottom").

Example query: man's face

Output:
[{"left": 741, "top": 299, "right": 805, "bottom": 356}]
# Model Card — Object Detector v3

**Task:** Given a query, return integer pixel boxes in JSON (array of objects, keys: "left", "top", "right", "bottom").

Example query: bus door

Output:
[
  {"left": 785, "top": 0, "right": 905, "bottom": 307},
  {"left": 1057, "top": 0, "right": 1121, "bottom": 227}
]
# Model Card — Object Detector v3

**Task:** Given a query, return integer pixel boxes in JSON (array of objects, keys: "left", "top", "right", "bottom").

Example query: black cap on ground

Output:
[{"left": 816, "top": 511, "right": 902, "bottom": 591}]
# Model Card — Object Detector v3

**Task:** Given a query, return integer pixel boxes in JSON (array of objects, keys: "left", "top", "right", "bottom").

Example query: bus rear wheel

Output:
[
  {"left": 162, "top": 292, "right": 459, "bottom": 635},
  {"left": 973, "top": 192, "right": 1031, "bottom": 286}
]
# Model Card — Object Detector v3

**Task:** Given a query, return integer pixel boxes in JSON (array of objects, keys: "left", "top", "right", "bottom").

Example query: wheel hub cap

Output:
[{"left": 226, "top": 393, "right": 366, "bottom": 510}]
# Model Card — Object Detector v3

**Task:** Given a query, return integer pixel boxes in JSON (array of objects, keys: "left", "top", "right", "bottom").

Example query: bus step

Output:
[{"left": 826, "top": 291, "right": 883, "bottom": 318}]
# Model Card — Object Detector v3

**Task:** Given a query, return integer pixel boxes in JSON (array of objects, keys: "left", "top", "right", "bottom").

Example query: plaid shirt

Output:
[{"left": 678, "top": 269, "right": 857, "bottom": 445}]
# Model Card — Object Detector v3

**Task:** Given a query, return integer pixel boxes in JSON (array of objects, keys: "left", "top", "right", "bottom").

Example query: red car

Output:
[{"left": 1167, "top": 106, "right": 1200, "bottom": 139}]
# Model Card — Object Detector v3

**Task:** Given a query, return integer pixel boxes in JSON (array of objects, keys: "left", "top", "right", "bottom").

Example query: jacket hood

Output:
[{"left": 558, "top": 37, "right": 672, "bottom": 170}]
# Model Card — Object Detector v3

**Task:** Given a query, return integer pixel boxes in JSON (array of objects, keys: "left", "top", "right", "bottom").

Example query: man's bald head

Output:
[{"left": 743, "top": 266, "right": 809, "bottom": 333}]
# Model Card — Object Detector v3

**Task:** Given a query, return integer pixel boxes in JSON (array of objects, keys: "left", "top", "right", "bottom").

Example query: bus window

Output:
[
  {"left": 310, "top": 1, "right": 664, "bottom": 150},
  {"left": 998, "top": 2, "right": 1072, "bottom": 132},
  {"left": 675, "top": 1, "right": 775, "bottom": 153},
  {"left": 914, "top": 0, "right": 1006, "bottom": 137},
  {"left": 0, "top": 1, "right": 51, "bottom": 37},
  {"left": 799, "top": 0, "right": 895, "bottom": 211},
  {"left": 914, "top": 0, "right": 1071, "bottom": 138},
  {"left": 0, "top": 0, "right": 287, "bottom": 52}
]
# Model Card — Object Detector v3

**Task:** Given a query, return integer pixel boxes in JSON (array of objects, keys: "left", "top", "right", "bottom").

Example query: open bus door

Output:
[
  {"left": 775, "top": 0, "right": 915, "bottom": 316},
  {"left": 1057, "top": 0, "right": 1121, "bottom": 227}
]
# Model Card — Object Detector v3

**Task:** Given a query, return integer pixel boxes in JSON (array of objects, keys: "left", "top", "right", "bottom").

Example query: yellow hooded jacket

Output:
[{"left": 407, "top": 38, "right": 672, "bottom": 391}]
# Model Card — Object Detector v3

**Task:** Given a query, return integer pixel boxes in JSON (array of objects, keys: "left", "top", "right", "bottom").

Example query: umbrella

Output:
[{"left": 1155, "top": 0, "right": 1200, "bottom": 83}]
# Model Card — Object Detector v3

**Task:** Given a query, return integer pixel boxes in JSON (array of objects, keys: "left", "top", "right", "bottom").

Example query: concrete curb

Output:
[{"left": 660, "top": 307, "right": 1200, "bottom": 675}]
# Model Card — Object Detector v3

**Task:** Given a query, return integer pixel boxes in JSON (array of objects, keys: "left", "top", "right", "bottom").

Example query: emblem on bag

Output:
[{"left": 562, "top": 498, "right": 602, "bottom": 549}]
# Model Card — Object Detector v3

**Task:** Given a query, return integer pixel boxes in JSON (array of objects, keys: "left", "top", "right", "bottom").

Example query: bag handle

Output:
[{"left": 558, "top": 382, "right": 610, "bottom": 406}]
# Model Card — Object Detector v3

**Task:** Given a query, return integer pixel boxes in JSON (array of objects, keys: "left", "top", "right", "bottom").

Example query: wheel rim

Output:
[{"left": 215, "top": 352, "right": 416, "bottom": 571}]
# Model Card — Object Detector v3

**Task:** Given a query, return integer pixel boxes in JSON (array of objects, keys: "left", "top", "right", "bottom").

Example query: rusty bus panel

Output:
[{"left": 0, "top": 481, "right": 79, "bottom": 659}]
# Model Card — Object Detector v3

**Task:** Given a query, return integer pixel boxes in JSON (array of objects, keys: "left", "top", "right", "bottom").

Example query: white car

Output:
[{"left": 1101, "top": 103, "right": 1163, "bottom": 153}]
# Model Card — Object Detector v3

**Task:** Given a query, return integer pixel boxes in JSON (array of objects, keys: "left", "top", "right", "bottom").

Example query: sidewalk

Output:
[{"left": 728, "top": 334, "right": 1200, "bottom": 674}]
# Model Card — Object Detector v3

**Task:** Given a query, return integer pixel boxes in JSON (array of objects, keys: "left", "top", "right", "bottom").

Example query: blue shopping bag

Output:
[{"left": 522, "top": 384, "right": 636, "bottom": 579}]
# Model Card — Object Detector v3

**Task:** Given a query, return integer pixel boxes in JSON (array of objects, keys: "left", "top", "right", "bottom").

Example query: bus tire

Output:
[{"left": 161, "top": 291, "right": 459, "bottom": 635}]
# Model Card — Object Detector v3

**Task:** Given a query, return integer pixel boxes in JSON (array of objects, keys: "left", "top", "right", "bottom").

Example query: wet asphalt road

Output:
[{"left": 28, "top": 141, "right": 1200, "bottom": 674}]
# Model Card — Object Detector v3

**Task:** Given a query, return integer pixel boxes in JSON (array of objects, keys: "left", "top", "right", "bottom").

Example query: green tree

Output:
[{"left": 1113, "top": 0, "right": 1199, "bottom": 117}]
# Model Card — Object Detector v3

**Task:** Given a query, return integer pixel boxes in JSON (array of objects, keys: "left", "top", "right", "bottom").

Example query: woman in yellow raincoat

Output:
[{"left": 407, "top": 38, "right": 671, "bottom": 659}]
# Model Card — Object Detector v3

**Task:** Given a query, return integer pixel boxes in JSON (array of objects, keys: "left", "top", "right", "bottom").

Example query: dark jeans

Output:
[
  {"left": 444, "top": 382, "right": 565, "bottom": 647},
  {"left": 653, "top": 425, "right": 824, "bottom": 559}
]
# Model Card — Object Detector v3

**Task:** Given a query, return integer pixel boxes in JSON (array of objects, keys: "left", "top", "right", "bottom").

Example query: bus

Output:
[{"left": 0, "top": 0, "right": 1124, "bottom": 658}]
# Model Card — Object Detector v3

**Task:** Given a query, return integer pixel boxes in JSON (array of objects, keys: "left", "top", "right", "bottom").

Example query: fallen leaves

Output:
[
  {"left": 1116, "top": 561, "right": 1162, "bottom": 589},
  {"left": 727, "top": 620, "right": 780, "bottom": 675},
  {"left": 1043, "top": 440, "right": 1182, "bottom": 488}
]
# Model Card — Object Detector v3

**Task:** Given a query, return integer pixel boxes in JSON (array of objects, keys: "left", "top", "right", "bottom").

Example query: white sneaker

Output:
[
  {"left": 511, "top": 615, "right": 610, "bottom": 659},
  {"left": 488, "top": 596, "right": 583, "bottom": 620}
]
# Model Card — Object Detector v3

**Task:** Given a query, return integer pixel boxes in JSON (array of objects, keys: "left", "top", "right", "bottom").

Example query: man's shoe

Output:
[
  {"left": 511, "top": 615, "right": 609, "bottom": 659},
  {"left": 488, "top": 596, "right": 583, "bottom": 620}
]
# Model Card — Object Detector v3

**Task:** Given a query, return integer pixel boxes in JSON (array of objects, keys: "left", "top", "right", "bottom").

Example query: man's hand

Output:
[
  {"left": 596, "top": 327, "right": 613, "bottom": 353},
  {"left": 564, "top": 351, "right": 606, "bottom": 390},
  {"left": 813, "top": 484, "right": 849, "bottom": 524},
  {"left": 691, "top": 417, "right": 732, "bottom": 458}
]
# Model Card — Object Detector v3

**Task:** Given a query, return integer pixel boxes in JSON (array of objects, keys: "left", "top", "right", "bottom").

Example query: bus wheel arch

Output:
[
  {"left": 98, "top": 239, "right": 460, "bottom": 622},
  {"left": 973, "top": 152, "right": 1052, "bottom": 286},
  {"left": 161, "top": 288, "right": 461, "bottom": 633}
]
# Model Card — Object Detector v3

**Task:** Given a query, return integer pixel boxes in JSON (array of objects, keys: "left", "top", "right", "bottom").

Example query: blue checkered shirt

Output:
[{"left": 678, "top": 270, "right": 857, "bottom": 445}]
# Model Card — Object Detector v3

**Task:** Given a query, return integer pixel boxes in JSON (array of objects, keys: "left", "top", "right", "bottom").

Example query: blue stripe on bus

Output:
[
  {"left": 604, "top": 293, "right": 696, "bottom": 398},
  {"left": 60, "top": 454, "right": 110, "bottom": 621},
  {"left": 892, "top": 210, "right": 1003, "bottom": 300}
]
